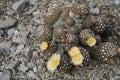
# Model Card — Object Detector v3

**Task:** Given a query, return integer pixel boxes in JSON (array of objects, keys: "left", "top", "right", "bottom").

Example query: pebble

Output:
[
  {"left": 27, "top": 61, "right": 35, "bottom": 69},
  {"left": 89, "top": 2, "right": 97, "bottom": 8},
  {"left": 32, "top": 10, "right": 40, "bottom": 18},
  {"left": 23, "top": 47, "right": 30, "bottom": 59},
  {"left": 7, "top": 28, "right": 16, "bottom": 37},
  {"left": 0, "top": 40, "right": 11, "bottom": 50},
  {"left": 19, "top": 62, "right": 28, "bottom": 73},
  {"left": 10, "top": 44, "right": 25, "bottom": 57},
  {"left": 113, "top": 66, "right": 120, "bottom": 75},
  {"left": 0, "top": 30, "right": 4, "bottom": 42},
  {"left": 27, "top": 70, "right": 41, "bottom": 80},
  {"left": 33, "top": 18, "right": 44, "bottom": 24},
  {"left": 0, "top": 30, "right": 3, "bottom": 35},
  {"left": 12, "top": 30, "right": 20, "bottom": 43},
  {"left": 6, "top": 61, "right": 18, "bottom": 69},
  {"left": 18, "top": 23, "right": 27, "bottom": 31},
  {"left": 0, "top": 70, "right": 11, "bottom": 80},
  {"left": 0, "top": 49, "right": 6, "bottom": 62},
  {"left": 19, "top": 31, "right": 29, "bottom": 44},
  {"left": 26, "top": 5, "right": 38, "bottom": 15},
  {"left": 90, "top": 7, "right": 100, "bottom": 14},
  {"left": 32, "top": 51, "right": 39, "bottom": 60},
  {"left": 114, "top": 0, "right": 120, "bottom": 5},
  {"left": 12, "top": 0, "right": 28, "bottom": 13},
  {"left": 38, "top": 62, "right": 46, "bottom": 73},
  {"left": 0, "top": 18, "right": 16, "bottom": 28},
  {"left": 0, "top": 36, "right": 4, "bottom": 42},
  {"left": 33, "top": 66, "right": 37, "bottom": 73},
  {"left": 12, "top": 30, "right": 29, "bottom": 44}
]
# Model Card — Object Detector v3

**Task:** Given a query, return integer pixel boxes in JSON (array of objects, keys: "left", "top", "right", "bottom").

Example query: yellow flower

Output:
[
  {"left": 69, "top": 46, "right": 84, "bottom": 65},
  {"left": 40, "top": 41, "right": 48, "bottom": 50},
  {"left": 86, "top": 37, "right": 96, "bottom": 47},
  {"left": 47, "top": 54, "right": 61, "bottom": 72}
]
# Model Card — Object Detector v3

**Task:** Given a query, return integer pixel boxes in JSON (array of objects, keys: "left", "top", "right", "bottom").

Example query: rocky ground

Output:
[{"left": 0, "top": 0, "right": 120, "bottom": 80}]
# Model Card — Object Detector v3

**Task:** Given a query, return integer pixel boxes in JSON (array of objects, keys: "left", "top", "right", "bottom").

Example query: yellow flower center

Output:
[
  {"left": 86, "top": 37, "right": 96, "bottom": 47},
  {"left": 47, "top": 54, "right": 61, "bottom": 72},
  {"left": 40, "top": 41, "right": 48, "bottom": 50}
]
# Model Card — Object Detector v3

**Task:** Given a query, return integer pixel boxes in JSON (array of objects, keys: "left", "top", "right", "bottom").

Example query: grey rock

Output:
[
  {"left": 26, "top": 5, "right": 38, "bottom": 14},
  {"left": 23, "top": 47, "right": 30, "bottom": 59},
  {"left": 18, "top": 23, "right": 27, "bottom": 31},
  {"left": 0, "top": 70, "right": 11, "bottom": 80},
  {"left": 38, "top": 62, "right": 46, "bottom": 73},
  {"left": 29, "top": 0, "right": 38, "bottom": 5},
  {"left": 89, "top": 2, "right": 98, "bottom": 8},
  {"left": 32, "top": 51, "right": 39, "bottom": 60},
  {"left": 15, "top": 44, "right": 24, "bottom": 56},
  {"left": 7, "top": 28, "right": 16, "bottom": 37},
  {"left": 90, "top": 7, "right": 100, "bottom": 14},
  {"left": 32, "top": 10, "right": 40, "bottom": 18},
  {"left": 19, "top": 62, "right": 28, "bottom": 72},
  {"left": 7, "top": 61, "right": 17, "bottom": 69},
  {"left": 0, "top": 49, "right": 6, "bottom": 62},
  {"left": 27, "top": 70, "right": 41, "bottom": 80},
  {"left": 27, "top": 61, "right": 35, "bottom": 69},
  {"left": 12, "top": 0, "right": 28, "bottom": 13},
  {"left": 114, "top": 0, "right": 120, "bottom": 5},
  {"left": 0, "top": 36, "right": 4, "bottom": 42},
  {"left": 19, "top": 31, "right": 29, "bottom": 44},
  {"left": 36, "top": 25, "right": 43, "bottom": 31},
  {"left": 33, "top": 18, "right": 44, "bottom": 24},
  {"left": 0, "top": 30, "right": 4, "bottom": 42},
  {"left": 12, "top": 30, "right": 20, "bottom": 43},
  {"left": 0, "top": 18, "right": 16, "bottom": 28},
  {"left": 0, "top": 40, "right": 11, "bottom": 50},
  {"left": 0, "top": 30, "right": 3, "bottom": 35},
  {"left": 12, "top": 30, "right": 29, "bottom": 44},
  {"left": 113, "top": 66, "right": 120, "bottom": 75}
]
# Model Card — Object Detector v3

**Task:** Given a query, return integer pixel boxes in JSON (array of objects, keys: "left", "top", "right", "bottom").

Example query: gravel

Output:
[{"left": 0, "top": 0, "right": 120, "bottom": 80}]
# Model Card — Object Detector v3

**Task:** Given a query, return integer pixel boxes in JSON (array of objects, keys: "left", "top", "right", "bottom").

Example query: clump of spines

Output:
[
  {"left": 43, "top": 7, "right": 62, "bottom": 25},
  {"left": 91, "top": 42, "right": 120, "bottom": 64},
  {"left": 105, "top": 14, "right": 117, "bottom": 34},
  {"left": 79, "top": 29, "right": 96, "bottom": 47},
  {"left": 91, "top": 14, "right": 107, "bottom": 34},
  {"left": 71, "top": 3, "right": 89, "bottom": 18},
  {"left": 62, "top": 43, "right": 78, "bottom": 51},
  {"left": 66, "top": 33, "right": 79, "bottom": 44},
  {"left": 57, "top": 54, "right": 73, "bottom": 73},
  {"left": 65, "top": 16, "right": 75, "bottom": 26},
  {"left": 0, "top": 48, "right": 6, "bottom": 62},
  {"left": 61, "top": 7, "right": 70, "bottom": 20},
  {"left": 28, "top": 26, "right": 53, "bottom": 46},
  {"left": 114, "top": 26, "right": 120, "bottom": 37},
  {"left": 66, "top": 26, "right": 78, "bottom": 34},
  {"left": 53, "top": 24, "right": 66, "bottom": 42}
]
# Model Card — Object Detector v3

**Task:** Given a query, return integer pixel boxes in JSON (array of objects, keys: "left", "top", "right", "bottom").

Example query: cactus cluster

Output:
[{"left": 28, "top": 2, "right": 120, "bottom": 73}]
